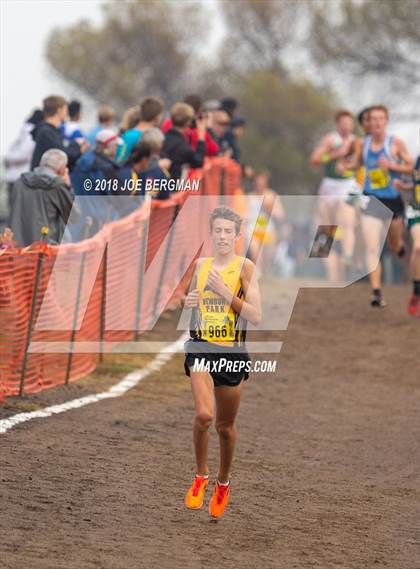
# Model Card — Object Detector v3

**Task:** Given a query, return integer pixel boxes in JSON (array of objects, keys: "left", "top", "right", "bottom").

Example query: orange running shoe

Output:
[
  {"left": 209, "top": 480, "right": 230, "bottom": 518},
  {"left": 407, "top": 294, "right": 420, "bottom": 316},
  {"left": 185, "top": 475, "right": 209, "bottom": 509}
]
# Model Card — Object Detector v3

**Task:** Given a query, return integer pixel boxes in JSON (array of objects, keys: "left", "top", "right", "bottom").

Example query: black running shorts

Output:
[
  {"left": 360, "top": 195, "right": 405, "bottom": 220},
  {"left": 184, "top": 338, "right": 251, "bottom": 387}
]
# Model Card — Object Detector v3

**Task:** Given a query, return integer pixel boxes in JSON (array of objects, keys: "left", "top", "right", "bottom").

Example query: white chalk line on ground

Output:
[{"left": 0, "top": 333, "right": 189, "bottom": 435}]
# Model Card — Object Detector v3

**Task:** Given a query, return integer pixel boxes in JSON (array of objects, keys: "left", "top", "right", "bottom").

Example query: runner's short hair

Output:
[
  {"left": 140, "top": 97, "right": 164, "bottom": 122},
  {"left": 335, "top": 109, "right": 354, "bottom": 122},
  {"left": 209, "top": 206, "right": 242, "bottom": 235},
  {"left": 357, "top": 107, "right": 372, "bottom": 126},
  {"left": 171, "top": 103, "right": 195, "bottom": 127},
  {"left": 43, "top": 95, "right": 67, "bottom": 118},
  {"left": 98, "top": 105, "right": 115, "bottom": 124},
  {"left": 369, "top": 105, "right": 389, "bottom": 119}
]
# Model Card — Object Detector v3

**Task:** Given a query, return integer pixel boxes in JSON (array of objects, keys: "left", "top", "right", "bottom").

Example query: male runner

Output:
[
  {"left": 183, "top": 206, "right": 262, "bottom": 518},
  {"left": 353, "top": 107, "right": 373, "bottom": 191},
  {"left": 247, "top": 170, "right": 284, "bottom": 272},
  {"left": 393, "top": 155, "right": 420, "bottom": 315},
  {"left": 348, "top": 105, "right": 413, "bottom": 307},
  {"left": 310, "top": 110, "right": 357, "bottom": 281},
  {"left": 338, "top": 107, "right": 373, "bottom": 278}
]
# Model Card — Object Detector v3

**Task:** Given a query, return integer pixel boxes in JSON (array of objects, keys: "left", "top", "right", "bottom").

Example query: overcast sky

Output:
[
  {"left": 0, "top": 0, "right": 103, "bottom": 154},
  {"left": 1, "top": 0, "right": 418, "bottom": 156}
]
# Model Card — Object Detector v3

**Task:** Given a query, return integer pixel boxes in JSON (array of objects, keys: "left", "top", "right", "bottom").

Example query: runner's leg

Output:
[
  {"left": 410, "top": 224, "right": 420, "bottom": 280},
  {"left": 214, "top": 382, "right": 243, "bottom": 483},
  {"left": 361, "top": 214, "right": 383, "bottom": 290},
  {"left": 339, "top": 199, "right": 356, "bottom": 260},
  {"left": 189, "top": 370, "right": 215, "bottom": 476},
  {"left": 408, "top": 223, "right": 420, "bottom": 315},
  {"left": 317, "top": 197, "right": 342, "bottom": 281},
  {"left": 387, "top": 217, "right": 405, "bottom": 254}
]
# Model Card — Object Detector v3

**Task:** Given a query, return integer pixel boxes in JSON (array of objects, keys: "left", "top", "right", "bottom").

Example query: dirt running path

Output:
[{"left": 1, "top": 284, "right": 419, "bottom": 569}]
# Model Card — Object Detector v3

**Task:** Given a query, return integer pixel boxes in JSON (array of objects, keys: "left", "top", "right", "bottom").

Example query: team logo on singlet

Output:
[{"left": 202, "top": 297, "right": 228, "bottom": 312}]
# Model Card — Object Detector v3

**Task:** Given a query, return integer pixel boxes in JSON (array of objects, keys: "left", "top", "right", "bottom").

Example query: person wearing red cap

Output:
[
  {"left": 95, "top": 129, "right": 123, "bottom": 149},
  {"left": 69, "top": 129, "right": 125, "bottom": 239}
]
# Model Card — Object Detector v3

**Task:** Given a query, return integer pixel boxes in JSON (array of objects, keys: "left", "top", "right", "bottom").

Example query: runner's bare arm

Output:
[
  {"left": 227, "top": 259, "right": 262, "bottom": 326},
  {"left": 182, "top": 258, "right": 204, "bottom": 308},
  {"left": 393, "top": 178, "right": 414, "bottom": 192},
  {"left": 206, "top": 260, "right": 261, "bottom": 325},
  {"left": 310, "top": 134, "right": 353, "bottom": 166},
  {"left": 206, "top": 259, "right": 261, "bottom": 325},
  {"left": 265, "top": 190, "right": 285, "bottom": 223},
  {"left": 310, "top": 135, "right": 333, "bottom": 166},
  {"left": 340, "top": 137, "right": 363, "bottom": 171},
  {"left": 383, "top": 138, "right": 414, "bottom": 174}
]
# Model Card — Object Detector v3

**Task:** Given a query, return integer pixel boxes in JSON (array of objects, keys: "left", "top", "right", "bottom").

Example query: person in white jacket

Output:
[{"left": 4, "top": 109, "right": 43, "bottom": 210}]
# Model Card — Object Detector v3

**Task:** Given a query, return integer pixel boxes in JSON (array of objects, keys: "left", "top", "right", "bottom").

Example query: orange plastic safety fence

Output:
[{"left": 0, "top": 158, "right": 246, "bottom": 399}]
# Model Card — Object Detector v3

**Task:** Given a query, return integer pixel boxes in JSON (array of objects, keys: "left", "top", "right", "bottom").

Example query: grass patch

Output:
[
  {"left": 4, "top": 400, "right": 43, "bottom": 412},
  {"left": 94, "top": 363, "right": 136, "bottom": 375}
]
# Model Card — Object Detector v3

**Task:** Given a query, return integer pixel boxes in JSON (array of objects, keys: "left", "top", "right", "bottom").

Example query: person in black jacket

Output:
[
  {"left": 9, "top": 148, "right": 79, "bottom": 246},
  {"left": 162, "top": 103, "right": 206, "bottom": 179},
  {"left": 30, "top": 95, "right": 84, "bottom": 171}
]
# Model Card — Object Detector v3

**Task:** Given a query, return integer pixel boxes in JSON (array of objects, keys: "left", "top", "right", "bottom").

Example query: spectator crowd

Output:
[{"left": 4, "top": 94, "right": 249, "bottom": 246}]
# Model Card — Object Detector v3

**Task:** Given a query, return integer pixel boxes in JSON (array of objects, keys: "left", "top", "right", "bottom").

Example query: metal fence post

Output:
[
  {"left": 65, "top": 217, "right": 93, "bottom": 384},
  {"left": 220, "top": 161, "right": 225, "bottom": 197},
  {"left": 19, "top": 245, "right": 46, "bottom": 396},
  {"left": 99, "top": 243, "right": 108, "bottom": 361},
  {"left": 134, "top": 213, "right": 150, "bottom": 341},
  {"left": 65, "top": 250, "right": 87, "bottom": 385}
]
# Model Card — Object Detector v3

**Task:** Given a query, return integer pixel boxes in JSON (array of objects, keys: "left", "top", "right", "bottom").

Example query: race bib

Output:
[
  {"left": 368, "top": 168, "right": 390, "bottom": 190},
  {"left": 202, "top": 312, "right": 235, "bottom": 342}
]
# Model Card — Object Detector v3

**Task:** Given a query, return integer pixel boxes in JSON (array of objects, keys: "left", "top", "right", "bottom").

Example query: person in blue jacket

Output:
[{"left": 69, "top": 129, "right": 124, "bottom": 240}]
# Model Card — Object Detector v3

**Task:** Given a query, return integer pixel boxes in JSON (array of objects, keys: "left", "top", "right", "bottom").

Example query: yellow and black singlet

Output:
[
  {"left": 356, "top": 165, "right": 366, "bottom": 189},
  {"left": 413, "top": 156, "right": 420, "bottom": 210},
  {"left": 191, "top": 256, "right": 247, "bottom": 348}
]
